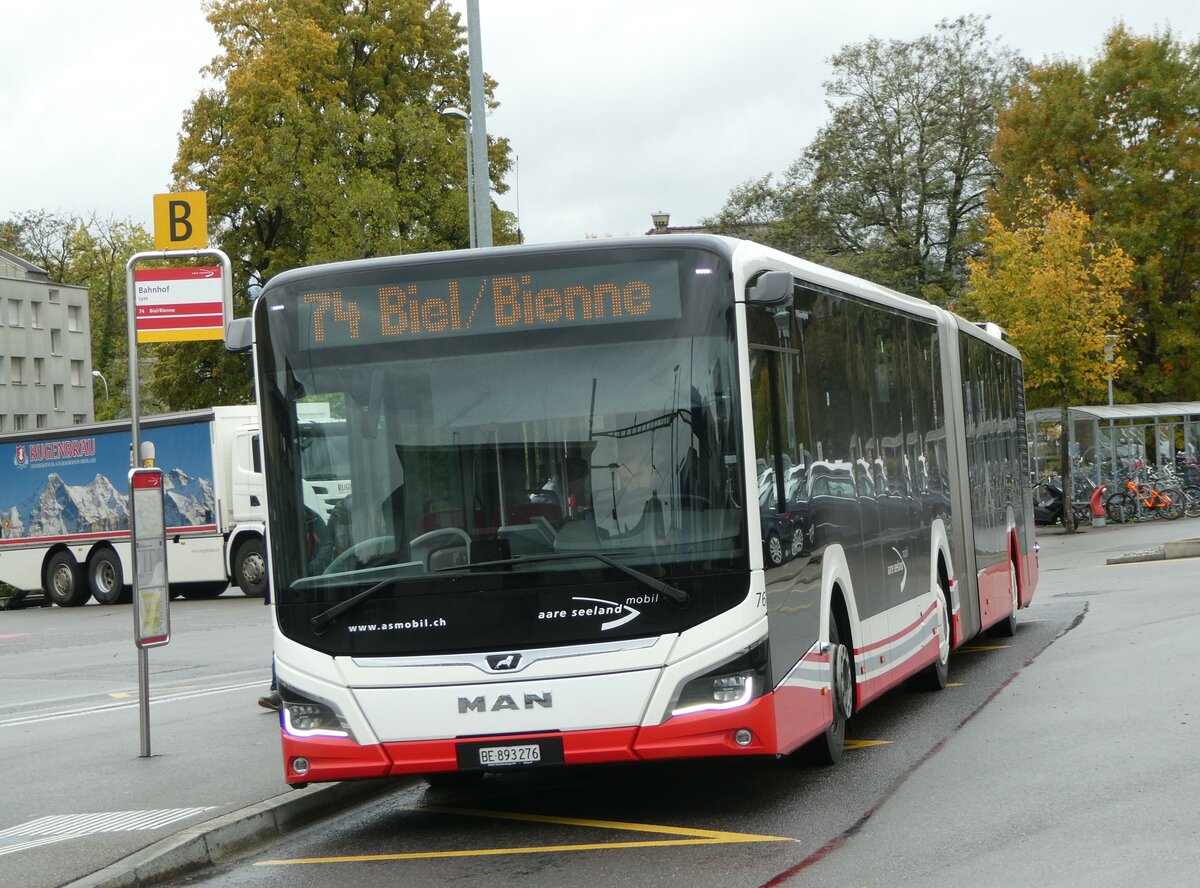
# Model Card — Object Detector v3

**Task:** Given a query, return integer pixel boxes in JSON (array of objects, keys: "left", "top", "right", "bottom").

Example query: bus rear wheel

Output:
[
  {"left": 46, "top": 552, "right": 89, "bottom": 607},
  {"left": 917, "top": 573, "right": 951, "bottom": 690},
  {"left": 992, "top": 560, "right": 1019, "bottom": 638}
]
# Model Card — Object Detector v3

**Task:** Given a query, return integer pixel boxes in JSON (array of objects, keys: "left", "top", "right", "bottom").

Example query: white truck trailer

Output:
[{"left": 0, "top": 406, "right": 266, "bottom": 607}]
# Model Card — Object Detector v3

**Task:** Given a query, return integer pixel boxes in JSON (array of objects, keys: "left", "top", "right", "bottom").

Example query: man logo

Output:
[{"left": 486, "top": 653, "right": 521, "bottom": 671}]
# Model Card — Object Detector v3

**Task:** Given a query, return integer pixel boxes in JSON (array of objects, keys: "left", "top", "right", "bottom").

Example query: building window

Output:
[
  {"left": 71, "top": 360, "right": 84, "bottom": 386},
  {"left": 0, "top": 416, "right": 4, "bottom": 432},
  {"left": 74, "top": 414, "right": 87, "bottom": 425},
  {"left": 7, "top": 299, "right": 21, "bottom": 327},
  {"left": 32, "top": 301, "right": 43, "bottom": 329},
  {"left": 14, "top": 414, "right": 26, "bottom": 431},
  {"left": 36, "top": 414, "right": 47, "bottom": 429},
  {"left": 68, "top": 305, "right": 83, "bottom": 332},
  {"left": 53, "top": 383, "right": 64, "bottom": 410},
  {"left": 34, "top": 357, "right": 44, "bottom": 385},
  {"left": 49, "top": 288, "right": 60, "bottom": 303},
  {"left": 10, "top": 356, "right": 24, "bottom": 384},
  {"left": 51, "top": 328, "right": 62, "bottom": 355}
]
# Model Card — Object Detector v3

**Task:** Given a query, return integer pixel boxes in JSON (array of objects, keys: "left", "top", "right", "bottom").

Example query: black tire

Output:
[
  {"left": 177, "top": 582, "right": 228, "bottom": 600},
  {"left": 1160, "top": 487, "right": 1185, "bottom": 520},
  {"left": 1184, "top": 485, "right": 1200, "bottom": 519},
  {"left": 45, "top": 551, "right": 89, "bottom": 607},
  {"left": 765, "top": 531, "right": 784, "bottom": 567},
  {"left": 917, "top": 573, "right": 951, "bottom": 690},
  {"left": 804, "top": 616, "right": 853, "bottom": 765},
  {"left": 88, "top": 548, "right": 128, "bottom": 605},
  {"left": 233, "top": 537, "right": 268, "bottom": 598},
  {"left": 1107, "top": 491, "right": 1135, "bottom": 523},
  {"left": 992, "top": 559, "right": 1019, "bottom": 638}
]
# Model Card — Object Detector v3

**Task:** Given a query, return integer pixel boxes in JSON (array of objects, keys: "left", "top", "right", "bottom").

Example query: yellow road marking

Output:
[
  {"left": 946, "top": 682, "right": 964, "bottom": 687},
  {"left": 108, "top": 692, "right": 132, "bottom": 699},
  {"left": 254, "top": 805, "right": 796, "bottom": 866},
  {"left": 842, "top": 739, "right": 891, "bottom": 750},
  {"left": 958, "top": 644, "right": 1010, "bottom": 652}
]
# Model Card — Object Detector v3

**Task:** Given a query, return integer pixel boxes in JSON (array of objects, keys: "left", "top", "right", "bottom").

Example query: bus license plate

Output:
[
  {"left": 478, "top": 744, "right": 541, "bottom": 766},
  {"left": 457, "top": 737, "right": 563, "bottom": 770}
]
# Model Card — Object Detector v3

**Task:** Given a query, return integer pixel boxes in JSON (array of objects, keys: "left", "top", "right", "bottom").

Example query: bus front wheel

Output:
[{"left": 804, "top": 617, "right": 853, "bottom": 765}]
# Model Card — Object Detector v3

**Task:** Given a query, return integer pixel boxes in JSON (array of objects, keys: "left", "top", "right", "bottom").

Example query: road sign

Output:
[
  {"left": 134, "top": 266, "right": 224, "bottom": 342},
  {"left": 153, "top": 192, "right": 207, "bottom": 250}
]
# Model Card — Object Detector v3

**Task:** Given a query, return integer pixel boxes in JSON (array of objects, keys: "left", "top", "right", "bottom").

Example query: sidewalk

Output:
[
  {"left": 64, "top": 778, "right": 404, "bottom": 888},
  {"left": 1034, "top": 515, "right": 1200, "bottom": 564}
]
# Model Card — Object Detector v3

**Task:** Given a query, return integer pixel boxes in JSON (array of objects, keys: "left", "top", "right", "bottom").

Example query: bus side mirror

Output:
[
  {"left": 744, "top": 271, "right": 794, "bottom": 307},
  {"left": 225, "top": 318, "right": 253, "bottom": 354}
]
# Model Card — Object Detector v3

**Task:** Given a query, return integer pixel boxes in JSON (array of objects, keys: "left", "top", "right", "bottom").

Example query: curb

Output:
[
  {"left": 1106, "top": 538, "right": 1200, "bottom": 565},
  {"left": 63, "top": 778, "right": 404, "bottom": 888}
]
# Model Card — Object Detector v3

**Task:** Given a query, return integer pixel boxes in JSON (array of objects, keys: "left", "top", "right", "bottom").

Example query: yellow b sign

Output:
[{"left": 153, "top": 192, "right": 208, "bottom": 250}]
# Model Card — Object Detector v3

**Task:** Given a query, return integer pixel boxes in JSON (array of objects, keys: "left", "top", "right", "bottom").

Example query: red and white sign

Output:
[{"left": 134, "top": 266, "right": 224, "bottom": 343}]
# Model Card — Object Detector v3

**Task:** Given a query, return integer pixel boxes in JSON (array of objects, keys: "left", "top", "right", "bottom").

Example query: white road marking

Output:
[{"left": 0, "top": 680, "right": 266, "bottom": 729}]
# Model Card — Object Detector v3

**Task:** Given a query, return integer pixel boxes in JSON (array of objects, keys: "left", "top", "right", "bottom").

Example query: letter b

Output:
[{"left": 169, "top": 201, "right": 193, "bottom": 242}]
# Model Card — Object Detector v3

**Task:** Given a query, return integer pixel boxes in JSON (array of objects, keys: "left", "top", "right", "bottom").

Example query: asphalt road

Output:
[
  {"left": 0, "top": 590, "right": 280, "bottom": 888},
  {"left": 168, "top": 604, "right": 1078, "bottom": 888},
  {"left": 4, "top": 518, "right": 1197, "bottom": 888},
  {"left": 171, "top": 523, "right": 1199, "bottom": 888}
]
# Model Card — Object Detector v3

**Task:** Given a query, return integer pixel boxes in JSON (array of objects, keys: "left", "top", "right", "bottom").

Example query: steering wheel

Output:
[
  {"left": 409, "top": 527, "right": 472, "bottom": 570},
  {"left": 324, "top": 535, "right": 393, "bottom": 574}
]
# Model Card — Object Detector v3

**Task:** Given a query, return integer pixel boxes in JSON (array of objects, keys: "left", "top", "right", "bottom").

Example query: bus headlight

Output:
[
  {"left": 673, "top": 673, "right": 755, "bottom": 715},
  {"left": 670, "top": 639, "right": 770, "bottom": 717},
  {"left": 280, "top": 686, "right": 354, "bottom": 739}
]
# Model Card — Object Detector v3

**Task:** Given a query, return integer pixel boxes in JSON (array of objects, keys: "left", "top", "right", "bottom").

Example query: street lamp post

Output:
[
  {"left": 1104, "top": 335, "right": 1118, "bottom": 481},
  {"left": 442, "top": 107, "right": 475, "bottom": 248},
  {"left": 92, "top": 369, "right": 109, "bottom": 400}
]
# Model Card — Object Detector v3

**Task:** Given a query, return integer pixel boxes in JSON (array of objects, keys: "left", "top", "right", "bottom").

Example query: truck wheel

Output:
[
  {"left": 234, "top": 538, "right": 267, "bottom": 598},
  {"left": 46, "top": 552, "right": 90, "bottom": 607},
  {"left": 88, "top": 549, "right": 128, "bottom": 605}
]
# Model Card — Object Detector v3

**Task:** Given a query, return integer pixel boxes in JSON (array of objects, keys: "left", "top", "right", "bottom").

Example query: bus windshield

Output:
[{"left": 256, "top": 246, "right": 748, "bottom": 654}]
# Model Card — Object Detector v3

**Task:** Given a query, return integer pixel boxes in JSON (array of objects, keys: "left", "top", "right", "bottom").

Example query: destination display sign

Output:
[{"left": 295, "top": 260, "right": 682, "bottom": 348}]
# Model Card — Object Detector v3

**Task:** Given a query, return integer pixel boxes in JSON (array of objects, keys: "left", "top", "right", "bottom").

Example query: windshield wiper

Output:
[
  {"left": 311, "top": 551, "right": 690, "bottom": 635},
  {"left": 310, "top": 575, "right": 396, "bottom": 635},
  {"left": 438, "top": 552, "right": 690, "bottom": 606}
]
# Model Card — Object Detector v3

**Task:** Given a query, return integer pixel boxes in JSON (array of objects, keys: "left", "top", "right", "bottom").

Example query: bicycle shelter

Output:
[{"left": 1027, "top": 401, "right": 1200, "bottom": 486}]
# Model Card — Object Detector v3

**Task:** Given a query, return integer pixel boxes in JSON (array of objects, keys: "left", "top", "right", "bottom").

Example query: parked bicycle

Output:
[{"left": 1105, "top": 472, "right": 1185, "bottom": 522}]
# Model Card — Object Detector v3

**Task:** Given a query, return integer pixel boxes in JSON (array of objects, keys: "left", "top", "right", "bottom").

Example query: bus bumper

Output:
[{"left": 278, "top": 691, "right": 826, "bottom": 785}]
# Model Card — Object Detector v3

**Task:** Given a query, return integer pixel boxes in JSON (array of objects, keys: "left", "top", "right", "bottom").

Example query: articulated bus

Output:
[{"left": 242, "top": 235, "right": 1038, "bottom": 786}]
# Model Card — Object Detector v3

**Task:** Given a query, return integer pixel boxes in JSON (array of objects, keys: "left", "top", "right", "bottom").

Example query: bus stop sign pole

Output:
[{"left": 124, "top": 245, "right": 234, "bottom": 757}]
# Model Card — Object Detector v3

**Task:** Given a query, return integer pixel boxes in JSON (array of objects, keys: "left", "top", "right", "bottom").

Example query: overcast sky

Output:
[{"left": 2, "top": 1, "right": 1198, "bottom": 250}]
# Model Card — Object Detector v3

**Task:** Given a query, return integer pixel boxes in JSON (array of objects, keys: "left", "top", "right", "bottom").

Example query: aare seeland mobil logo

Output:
[{"left": 536, "top": 594, "right": 655, "bottom": 631}]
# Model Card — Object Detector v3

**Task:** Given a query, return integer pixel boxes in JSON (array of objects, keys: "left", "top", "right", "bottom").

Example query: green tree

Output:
[
  {"left": 705, "top": 16, "right": 1024, "bottom": 302},
  {"left": 961, "top": 188, "right": 1133, "bottom": 529},
  {"left": 155, "top": 0, "right": 516, "bottom": 411},
  {"left": 991, "top": 24, "right": 1200, "bottom": 400}
]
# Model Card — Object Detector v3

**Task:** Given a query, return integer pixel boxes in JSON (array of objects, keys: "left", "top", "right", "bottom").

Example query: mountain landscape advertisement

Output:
[{"left": 0, "top": 421, "right": 215, "bottom": 541}]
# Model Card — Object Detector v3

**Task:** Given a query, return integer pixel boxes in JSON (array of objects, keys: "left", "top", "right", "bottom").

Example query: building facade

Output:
[{"left": 0, "top": 248, "right": 94, "bottom": 432}]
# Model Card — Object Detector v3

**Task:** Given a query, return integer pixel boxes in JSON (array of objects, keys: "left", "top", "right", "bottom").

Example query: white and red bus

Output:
[{"left": 238, "top": 236, "right": 1038, "bottom": 785}]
